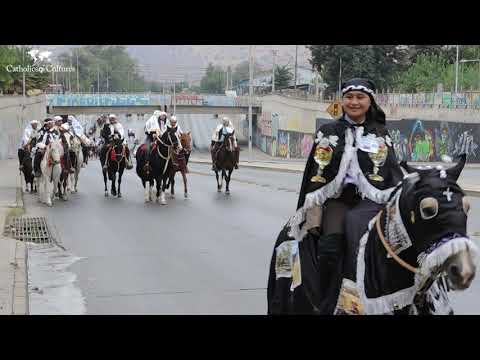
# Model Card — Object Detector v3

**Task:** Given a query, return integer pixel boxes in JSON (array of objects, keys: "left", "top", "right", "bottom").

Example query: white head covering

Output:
[
  {"left": 53, "top": 115, "right": 63, "bottom": 122},
  {"left": 109, "top": 114, "right": 117, "bottom": 120},
  {"left": 153, "top": 110, "right": 162, "bottom": 118},
  {"left": 30, "top": 120, "right": 39, "bottom": 125}
]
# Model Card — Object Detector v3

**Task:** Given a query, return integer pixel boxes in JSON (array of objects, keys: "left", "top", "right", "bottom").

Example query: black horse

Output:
[
  {"left": 267, "top": 155, "right": 477, "bottom": 315},
  {"left": 100, "top": 137, "right": 127, "bottom": 198},
  {"left": 19, "top": 144, "right": 36, "bottom": 193},
  {"left": 136, "top": 129, "right": 179, "bottom": 204},
  {"left": 213, "top": 132, "right": 236, "bottom": 194}
]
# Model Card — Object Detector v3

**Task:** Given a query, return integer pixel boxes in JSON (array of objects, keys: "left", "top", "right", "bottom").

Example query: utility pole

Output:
[
  {"left": 455, "top": 45, "right": 460, "bottom": 94},
  {"left": 173, "top": 80, "right": 176, "bottom": 115},
  {"left": 338, "top": 57, "right": 342, "bottom": 99},
  {"left": 97, "top": 64, "right": 100, "bottom": 93},
  {"left": 226, "top": 68, "right": 229, "bottom": 92},
  {"left": 294, "top": 45, "right": 298, "bottom": 90},
  {"left": 76, "top": 48, "right": 80, "bottom": 92},
  {"left": 272, "top": 49, "right": 277, "bottom": 92},
  {"left": 69, "top": 55, "right": 72, "bottom": 92},
  {"left": 106, "top": 64, "right": 109, "bottom": 92},
  {"left": 248, "top": 45, "right": 254, "bottom": 162}
]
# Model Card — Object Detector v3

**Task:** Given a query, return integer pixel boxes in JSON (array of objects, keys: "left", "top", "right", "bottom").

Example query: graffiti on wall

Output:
[
  {"left": 278, "top": 131, "right": 289, "bottom": 158},
  {"left": 259, "top": 111, "right": 273, "bottom": 137},
  {"left": 388, "top": 119, "right": 480, "bottom": 162}
]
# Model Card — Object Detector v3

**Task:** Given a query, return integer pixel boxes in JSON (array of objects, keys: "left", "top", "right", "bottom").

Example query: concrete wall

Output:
[
  {"left": 255, "top": 95, "right": 480, "bottom": 162},
  {"left": 68, "top": 112, "right": 246, "bottom": 151},
  {"left": 0, "top": 95, "right": 47, "bottom": 160}
]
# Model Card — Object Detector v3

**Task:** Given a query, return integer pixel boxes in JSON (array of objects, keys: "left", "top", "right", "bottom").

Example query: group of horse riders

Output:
[
  {"left": 142, "top": 110, "right": 240, "bottom": 171},
  {"left": 18, "top": 115, "right": 90, "bottom": 178}
]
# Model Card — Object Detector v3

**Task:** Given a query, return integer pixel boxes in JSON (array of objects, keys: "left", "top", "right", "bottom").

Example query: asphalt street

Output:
[{"left": 22, "top": 161, "right": 480, "bottom": 314}]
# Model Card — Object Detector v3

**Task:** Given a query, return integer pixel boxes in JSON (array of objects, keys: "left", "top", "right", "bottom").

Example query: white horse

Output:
[
  {"left": 38, "top": 138, "right": 63, "bottom": 207},
  {"left": 69, "top": 135, "right": 85, "bottom": 193}
]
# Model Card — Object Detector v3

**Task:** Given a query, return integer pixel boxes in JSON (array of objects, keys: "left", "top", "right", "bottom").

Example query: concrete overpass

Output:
[{"left": 46, "top": 93, "right": 261, "bottom": 116}]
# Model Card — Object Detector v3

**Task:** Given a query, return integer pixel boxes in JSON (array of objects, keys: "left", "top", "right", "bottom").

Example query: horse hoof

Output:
[
  {"left": 105, "top": 192, "right": 109, "bottom": 197},
  {"left": 118, "top": 193, "right": 122, "bottom": 198},
  {"left": 184, "top": 193, "right": 188, "bottom": 199},
  {"left": 170, "top": 194, "right": 175, "bottom": 199},
  {"left": 161, "top": 201, "right": 167, "bottom": 205},
  {"left": 217, "top": 188, "right": 222, "bottom": 193},
  {"left": 225, "top": 191, "right": 230, "bottom": 195},
  {"left": 46, "top": 201, "right": 52, "bottom": 207}
]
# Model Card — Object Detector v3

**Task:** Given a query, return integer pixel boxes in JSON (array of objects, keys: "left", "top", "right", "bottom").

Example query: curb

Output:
[
  {"left": 189, "top": 159, "right": 480, "bottom": 197},
  {"left": 189, "top": 159, "right": 304, "bottom": 174}
]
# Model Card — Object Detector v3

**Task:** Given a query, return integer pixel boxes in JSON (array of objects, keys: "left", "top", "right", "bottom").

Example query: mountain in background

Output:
[{"left": 37, "top": 45, "right": 313, "bottom": 84}]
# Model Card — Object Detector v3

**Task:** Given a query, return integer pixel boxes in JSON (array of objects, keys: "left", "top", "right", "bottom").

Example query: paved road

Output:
[{"left": 23, "top": 161, "right": 480, "bottom": 314}]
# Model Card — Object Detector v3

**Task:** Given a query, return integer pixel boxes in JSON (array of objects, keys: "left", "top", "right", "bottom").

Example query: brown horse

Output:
[
  {"left": 165, "top": 132, "right": 192, "bottom": 198},
  {"left": 213, "top": 132, "right": 236, "bottom": 194}
]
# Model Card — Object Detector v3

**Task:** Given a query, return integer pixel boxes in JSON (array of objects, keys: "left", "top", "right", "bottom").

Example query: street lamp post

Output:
[
  {"left": 460, "top": 58, "right": 480, "bottom": 91},
  {"left": 455, "top": 45, "right": 460, "bottom": 94},
  {"left": 248, "top": 45, "right": 254, "bottom": 162}
]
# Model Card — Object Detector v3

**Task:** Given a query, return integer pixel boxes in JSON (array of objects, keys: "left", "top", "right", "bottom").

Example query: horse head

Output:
[
  {"left": 398, "top": 154, "right": 477, "bottom": 291},
  {"left": 49, "top": 138, "right": 63, "bottom": 165},
  {"left": 111, "top": 137, "right": 125, "bottom": 156},
  {"left": 159, "top": 128, "right": 179, "bottom": 151},
  {"left": 180, "top": 132, "right": 192, "bottom": 153},
  {"left": 223, "top": 132, "right": 234, "bottom": 152}
]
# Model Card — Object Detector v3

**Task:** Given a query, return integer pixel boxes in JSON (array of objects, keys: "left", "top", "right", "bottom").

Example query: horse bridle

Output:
[
  {"left": 106, "top": 140, "right": 126, "bottom": 173},
  {"left": 156, "top": 132, "right": 177, "bottom": 175},
  {"left": 375, "top": 209, "right": 444, "bottom": 297}
]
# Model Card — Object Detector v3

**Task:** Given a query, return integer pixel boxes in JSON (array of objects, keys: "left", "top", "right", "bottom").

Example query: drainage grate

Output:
[{"left": 6, "top": 217, "right": 54, "bottom": 244}]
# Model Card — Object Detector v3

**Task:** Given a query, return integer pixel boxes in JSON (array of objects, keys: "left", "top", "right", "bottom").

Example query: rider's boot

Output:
[
  {"left": 211, "top": 147, "right": 217, "bottom": 171},
  {"left": 34, "top": 151, "right": 42, "bottom": 177},
  {"left": 234, "top": 147, "right": 239, "bottom": 169}
]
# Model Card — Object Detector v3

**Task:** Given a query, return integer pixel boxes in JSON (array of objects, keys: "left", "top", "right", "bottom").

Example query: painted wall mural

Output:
[{"left": 387, "top": 119, "right": 480, "bottom": 162}]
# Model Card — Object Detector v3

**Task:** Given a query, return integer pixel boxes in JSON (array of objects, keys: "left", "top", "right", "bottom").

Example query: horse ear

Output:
[
  {"left": 399, "top": 161, "right": 417, "bottom": 174},
  {"left": 446, "top": 153, "right": 467, "bottom": 181},
  {"left": 403, "top": 172, "right": 421, "bottom": 195}
]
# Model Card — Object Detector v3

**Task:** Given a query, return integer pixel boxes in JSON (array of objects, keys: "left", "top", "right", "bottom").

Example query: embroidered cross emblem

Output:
[{"left": 443, "top": 187, "right": 453, "bottom": 202}]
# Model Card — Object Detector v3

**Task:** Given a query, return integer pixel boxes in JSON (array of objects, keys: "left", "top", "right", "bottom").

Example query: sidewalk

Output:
[
  {"left": 190, "top": 148, "right": 480, "bottom": 196},
  {"left": 0, "top": 160, "right": 28, "bottom": 315}
]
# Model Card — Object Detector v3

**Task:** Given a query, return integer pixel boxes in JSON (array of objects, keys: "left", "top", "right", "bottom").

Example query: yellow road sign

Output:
[{"left": 327, "top": 101, "right": 342, "bottom": 119}]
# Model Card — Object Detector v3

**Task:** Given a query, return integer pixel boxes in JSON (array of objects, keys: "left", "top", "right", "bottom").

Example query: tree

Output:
[
  {"left": 308, "top": 45, "right": 409, "bottom": 95},
  {"left": 395, "top": 52, "right": 480, "bottom": 92},
  {"left": 199, "top": 63, "right": 226, "bottom": 94},
  {"left": 274, "top": 65, "right": 293, "bottom": 89},
  {"left": 0, "top": 45, "right": 50, "bottom": 94},
  {"left": 406, "top": 45, "right": 457, "bottom": 65},
  {"left": 57, "top": 45, "right": 148, "bottom": 92},
  {"left": 231, "top": 60, "right": 263, "bottom": 87}
]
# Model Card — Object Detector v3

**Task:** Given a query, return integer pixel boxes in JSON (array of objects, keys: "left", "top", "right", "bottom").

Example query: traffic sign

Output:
[{"left": 327, "top": 101, "right": 342, "bottom": 119}]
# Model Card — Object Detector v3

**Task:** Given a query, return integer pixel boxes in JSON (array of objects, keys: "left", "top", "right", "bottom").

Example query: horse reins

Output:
[
  {"left": 375, "top": 210, "right": 420, "bottom": 274},
  {"left": 156, "top": 132, "right": 176, "bottom": 175}
]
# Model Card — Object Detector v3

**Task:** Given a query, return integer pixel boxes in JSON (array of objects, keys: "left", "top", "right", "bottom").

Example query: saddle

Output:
[{"left": 138, "top": 143, "right": 157, "bottom": 157}]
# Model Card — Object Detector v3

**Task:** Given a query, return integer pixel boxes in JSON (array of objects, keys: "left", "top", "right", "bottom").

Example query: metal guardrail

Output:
[{"left": 47, "top": 93, "right": 262, "bottom": 108}]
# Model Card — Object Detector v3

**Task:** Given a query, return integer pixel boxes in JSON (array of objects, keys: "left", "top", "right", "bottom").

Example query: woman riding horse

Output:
[{"left": 267, "top": 78, "right": 405, "bottom": 314}]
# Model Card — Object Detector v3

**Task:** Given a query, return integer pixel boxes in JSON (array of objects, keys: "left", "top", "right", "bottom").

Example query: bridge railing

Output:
[{"left": 47, "top": 93, "right": 262, "bottom": 108}]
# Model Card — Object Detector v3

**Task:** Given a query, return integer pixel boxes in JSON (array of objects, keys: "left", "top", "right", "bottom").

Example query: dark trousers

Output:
[
  {"left": 307, "top": 184, "right": 383, "bottom": 313},
  {"left": 18, "top": 148, "right": 25, "bottom": 166},
  {"left": 34, "top": 150, "right": 43, "bottom": 173}
]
